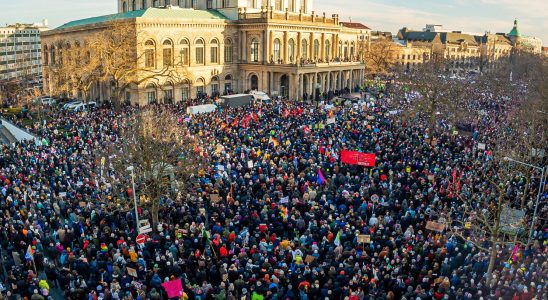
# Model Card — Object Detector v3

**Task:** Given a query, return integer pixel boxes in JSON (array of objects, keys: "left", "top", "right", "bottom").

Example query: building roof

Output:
[
  {"left": 441, "top": 32, "right": 479, "bottom": 45},
  {"left": 340, "top": 22, "right": 370, "bottom": 30},
  {"left": 508, "top": 19, "right": 520, "bottom": 37},
  {"left": 56, "top": 7, "right": 228, "bottom": 30}
]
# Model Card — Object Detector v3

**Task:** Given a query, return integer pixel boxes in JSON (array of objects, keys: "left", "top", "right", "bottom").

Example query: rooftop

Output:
[
  {"left": 340, "top": 22, "right": 370, "bottom": 30},
  {"left": 56, "top": 7, "right": 228, "bottom": 30}
]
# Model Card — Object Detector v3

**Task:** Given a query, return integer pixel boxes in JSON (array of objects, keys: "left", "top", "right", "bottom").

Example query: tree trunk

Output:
[
  {"left": 151, "top": 199, "right": 160, "bottom": 233},
  {"left": 486, "top": 239, "right": 497, "bottom": 286}
]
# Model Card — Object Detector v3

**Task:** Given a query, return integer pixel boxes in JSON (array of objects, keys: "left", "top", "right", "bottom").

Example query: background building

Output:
[
  {"left": 42, "top": 0, "right": 368, "bottom": 104},
  {"left": 389, "top": 20, "right": 541, "bottom": 75},
  {"left": 0, "top": 20, "right": 49, "bottom": 82}
]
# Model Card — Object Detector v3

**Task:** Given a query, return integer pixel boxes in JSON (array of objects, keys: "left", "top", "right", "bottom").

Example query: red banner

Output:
[{"left": 341, "top": 150, "right": 376, "bottom": 167}]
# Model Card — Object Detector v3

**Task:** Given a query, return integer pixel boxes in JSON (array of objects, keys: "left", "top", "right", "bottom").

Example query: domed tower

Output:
[{"left": 507, "top": 19, "right": 520, "bottom": 46}]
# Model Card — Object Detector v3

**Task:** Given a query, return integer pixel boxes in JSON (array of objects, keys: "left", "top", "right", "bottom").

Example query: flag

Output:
[
  {"left": 25, "top": 245, "right": 35, "bottom": 260},
  {"left": 269, "top": 137, "right": 279, "bottom": 148},
  {"left": 334, "top": 231, "right": 341, "bottom": 246},
  {"left": 161, "top": 278, "right": 183, "bottom": 299},
  {"left": 511, "top": 243, "right": 519, "bottom": 262},
  {"left": 317, "top": 169, "right": 326, "bottom": 185}
]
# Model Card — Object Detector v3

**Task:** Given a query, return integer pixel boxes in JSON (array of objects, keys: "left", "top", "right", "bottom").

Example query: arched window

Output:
[
  {"left": 195, "top": 39, "right": 205, "bottom": 65},
  {"left": 162, "top": 40, "right": 173, "bottom": 67},
  {"left": 122, "top": 1, "right": 128, "bottom": 12},
  {"left": 43, "top": 46, "right": 49, "bottom": 66},
  {"left": 196, "top": 78, "right": 205, "bottom": 95},
  {"left": 301, "top": 39, "right": 308, "bottom": 59},
  {"left": 50, "top": 46, "right": 56, "bottom": 65},
  {"left": 142, "top": 0, "right": 147, "bottom": 9},
  {"left": 179, "top": 39, "right": 189, "bottom": 65},
  {"left": 288, "top": 39, "right": 295, "bottom": 63},
  {"left": 211, "top": 76, "right": 220, "bottom": 95},
  {"left": 146, "top": 83, "right": 157, "bottom": 104},
  {"left": 325, "top": 39, "right": 331, "bottom": 59},
  {"left": 350, "top": 42, "right": 355, "bottom": 58},
  {"left": 210, "top": 39, "right": 219, "bottom": 64},
  {"left": 313, "top": 39, "right": 319, "bottom": 59},
  {"left": 224, "top": 39, "right": 233, "bottom": 63},
  {"left": 144, "top": 40, "right": 155, "bottom": 68},
  {"left": 132, "top": 0, "right": 136, "bottom": 10},
  {"left": 250, "top": 39, "right": 259, "bottom": 62},
  {"left": 224, "top": 74, "right": 232, "bottom": 93},
  {"left": 273, "top": 39, "right": 281, "bottom": 62}
]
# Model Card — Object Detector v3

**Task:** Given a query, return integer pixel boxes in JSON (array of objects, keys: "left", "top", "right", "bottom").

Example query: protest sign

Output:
[{"left": 341, "top": 150, "right": 376, "bottom": 167}]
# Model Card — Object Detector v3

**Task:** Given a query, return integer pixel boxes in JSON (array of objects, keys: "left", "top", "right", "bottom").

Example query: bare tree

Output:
[
  {"left": 363, "top": 39, "right": 398, "bottom": 76},
  {"left": 46, "top": 20, "right": 189, "bottom": 107},
  {"left": 102, "top": 108, "right": 205, "bottom": 232}
]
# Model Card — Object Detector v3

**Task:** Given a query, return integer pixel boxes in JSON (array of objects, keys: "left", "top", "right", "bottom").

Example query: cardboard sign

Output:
[
  {"left": 247, "top": 160, "right": 253, "bottom": 169},
  {"left": 478, "top": 143, "right": 486, "bottom": 150},
  {"left": 127, "top": 267, "right": 138, "bottom": 278},
  {"left": 426, "top": 221, "right": 445, "bottom": 232},
  {"left": 305, "top": 255, "right": 315, "bottom": 263},
  {"left": 326, "top": 118, "right": 335, "bottom": 125},
  {"left": 357, "top": 235, "right": 371, "bottom": 243},
  {"left": 464, "top": 222, "right": 471, "bottom": 229},
  {"left": 210, "top": 194, "right": 220, "bottom": 202}
]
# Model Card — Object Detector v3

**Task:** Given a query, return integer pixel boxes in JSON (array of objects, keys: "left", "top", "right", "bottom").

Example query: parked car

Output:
[
  {"left": 71, "top": 101, "right": 97, "bottom": 112},
  {"left": 62, "top": 100, "right": 82, "bottom": 110},
  {"left": 34, "top": 97, "right": 57, "bottom": 106}
]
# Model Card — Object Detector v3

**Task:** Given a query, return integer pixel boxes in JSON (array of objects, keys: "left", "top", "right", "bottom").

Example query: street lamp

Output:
[
  {"left": 503, "top": 156, "right": 546, "bottom": 245},
  {"left": 127, "top": 166, "right": 140, "bottom": 235}
]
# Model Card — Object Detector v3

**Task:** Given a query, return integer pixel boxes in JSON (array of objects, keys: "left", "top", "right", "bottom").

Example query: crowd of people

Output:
[{"left": 0, "top": 82, "right": 546, "bottom": 300}]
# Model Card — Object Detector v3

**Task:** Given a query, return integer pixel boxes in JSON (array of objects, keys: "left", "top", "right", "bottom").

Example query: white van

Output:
[{"left": 250, "top": 91, "right": 271, "bottom": 104}]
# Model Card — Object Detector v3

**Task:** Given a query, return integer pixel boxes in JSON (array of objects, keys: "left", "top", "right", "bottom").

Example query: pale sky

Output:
[{"left": 3, "top": 0, "right": 547, "bottom": 43}]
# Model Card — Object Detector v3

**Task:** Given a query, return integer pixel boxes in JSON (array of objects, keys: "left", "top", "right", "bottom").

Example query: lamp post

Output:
[
  {"left": 503, "top": 157, "right": 546, "bottom": 245},
  {"left": 127, "top": 166, "right": 140, "bottom": 235}
]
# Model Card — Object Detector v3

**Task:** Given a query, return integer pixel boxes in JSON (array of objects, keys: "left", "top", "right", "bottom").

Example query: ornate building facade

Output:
[
  {"left": 391, "top": 20, "right": 541, "bottom": 75},
  {"left": 41, "top": 0, "right": 368, "bottom": 104}
]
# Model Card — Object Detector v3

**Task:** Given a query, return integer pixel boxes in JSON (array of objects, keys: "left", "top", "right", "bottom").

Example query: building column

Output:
[
  {"left": 309, "top": 32, "right": 314, "bottom": 60},
  {"left": 320, "top": 33, "right": 325, "bottom": 61},
  {"left": 269, "top": 31, "right": 274, "bottom": 63},
  {"left": 313, "top": 72, "right": 318, "bottom": 99},
  {"left": 299, "top": 74, "right": 304, "bottom": 99},
  {"left": 270, "top": 71, "right": 275, "bottom": 94},
  {"left": 297, "top": 32, "right": 302, "bottom": 63},
  {"left": 283, "top": 31, "right": 288, "bottom": 63},
  {"left": 242, "top": 30, "right": 248, "bottom": 62},
  {"left": 338, "top": 71, "right": 342, "bottom": 90},
  {"left": 261, "top": 30, "right": 266, "bottom": 64},
  {"left": 349, "top": 70, "right": 354, "bottom": 90},
  {"left": 327, "top": 71, "right": 331, "bottom": 93}
]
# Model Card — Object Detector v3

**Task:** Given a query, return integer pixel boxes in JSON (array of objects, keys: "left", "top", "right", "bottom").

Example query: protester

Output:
[{"left": 0, "top": 83, "right": 545, "bottom": 300}]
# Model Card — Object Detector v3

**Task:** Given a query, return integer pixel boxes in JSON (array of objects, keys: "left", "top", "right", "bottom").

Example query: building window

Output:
[
  {"left": 224, "top": 39, "right": 233, "bottom": 63},
  {"left": 180, "top": 39, "right": 189, "bottom": 65},
  {"left": 142, "top": 0, "right": 147, "bottom": 9},
  {"left": 144, "top": 40, "right": 155, "bottom": 68},
  {"left": 163, "top": 40, "right": 173, "bottom": 67},
  {"left": 195, "top": 39, "right": 204, "bottom": 64},
  {"left": 211, "top": 77, "right": 219, "bottom": 96},
  {"left": 301, "top": 39, "right": 308, "bottom": 59},
  {"left": 196, "top": 78, "right": 205, "bottom": 96},
  {"left": 147, "top": 90, "right": 156, "bottom": 104},
  {"left": 313, "top": 39, "right": 319, "bottom": 59},
  {"left": 273, "top": 39, "right": 281, "bottom": 62},
  {"left": 207, "top": 0, "right": 213, "bottom": 9},
  {"left": 250, "top": 39, "right": 259, "bottom": 62},
  {"left": 210, "top": 39, "right": 219, "bottom": 64},
  {"left": 153, "top": 0, "right": 159, "bottom": 7},
  {"left": 132, "top": 0, "right": 136, "bottom": 10},
  {"left": 288, "top": 0, "right": 295, "bottom": 12},
  {"left": 123, "top": 1, "right": 128, "bottom": 12},
  {"left": 224, "top": 75, "right": 232, "bottom": 93},
  {"left": 325, "top": 39, "right": 331, "bottom": 59},
  {"left": 181, "top": 84, "right": 190, "bottom": 101},
  {"left": 288, "top": 39, "right": 295, "bottom": 62},
  {"left": 164, "top": 88, "right": 173, "bottom": 103},
  {"left": 275, "top": 0, "right": 282, "bottom": 10}
]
